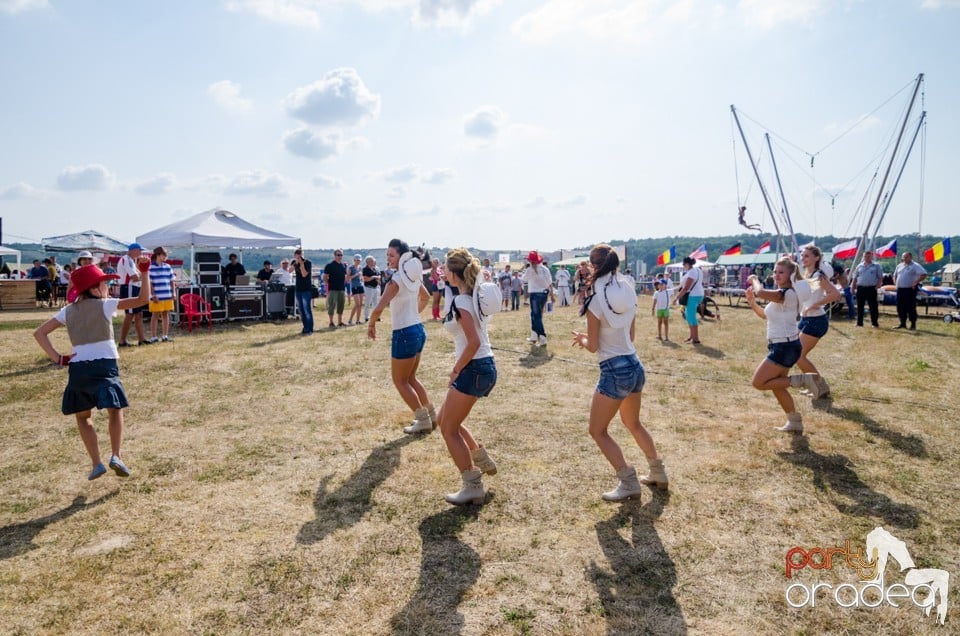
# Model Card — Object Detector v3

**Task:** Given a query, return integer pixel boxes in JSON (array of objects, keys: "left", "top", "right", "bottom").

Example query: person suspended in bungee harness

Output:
[{"left": 738, "top": 206, "right": 762, "bottom": 232}]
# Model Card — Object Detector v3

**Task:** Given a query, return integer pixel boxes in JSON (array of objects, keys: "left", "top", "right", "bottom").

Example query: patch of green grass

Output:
[
  {"left": 909, "top": 357, "right": 931, "bottom": 371},
  {"left": 501, "top": 606, "right": 536, "bottom": 634}
]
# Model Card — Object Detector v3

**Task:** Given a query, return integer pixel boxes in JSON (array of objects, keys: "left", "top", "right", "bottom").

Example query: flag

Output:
[
  {"left": 723, "top": 242, "right": 742, "bottom": 256},
  {"left": 924, "top": 238, "right": 951, "bottom": 264},
  {"left": 755, "top": 241, "right": 771, "bottom": 254},
  {"left": 875, "top": 238, "right": 897, "bottom": 259},
  {"left": 657, "top": 246, "right": 675, "bottom": 266},
  {"left": 689, "top": 244, "right": 708, "bottom": 260},
  {"left": 832, "top": 238, "right": 858, "bottom": 260}
]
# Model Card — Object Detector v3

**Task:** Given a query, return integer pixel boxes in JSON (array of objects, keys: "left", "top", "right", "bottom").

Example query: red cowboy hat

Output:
[
  {"left": 526, "top": 250, "right": 543, "bottom": 265},
  {"left": 70, "top": 265, "right": 119, "bottom": 296}
]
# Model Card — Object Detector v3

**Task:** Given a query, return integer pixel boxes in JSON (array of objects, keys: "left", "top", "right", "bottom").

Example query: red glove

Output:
[
  {"left": 137, "top": 258, "right": 151, "bottom": 273},
  {"left": 57, "top": 354, "right": 75, "bottom": 367}
]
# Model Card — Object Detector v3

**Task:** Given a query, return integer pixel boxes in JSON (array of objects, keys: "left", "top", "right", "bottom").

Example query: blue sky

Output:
[{"left": 1, "top": 0, "right": 957, "bottom": 252}]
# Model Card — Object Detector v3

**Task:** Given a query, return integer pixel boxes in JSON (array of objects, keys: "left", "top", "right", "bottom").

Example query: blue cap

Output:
[{"left": 128, "top": 242, "right": 143, "bottom": 251}]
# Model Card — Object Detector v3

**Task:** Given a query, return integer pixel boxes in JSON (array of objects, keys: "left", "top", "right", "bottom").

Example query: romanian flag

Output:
[
  {"left": 723, "top": 242, "right": 742, "bottom": 256},
  {"left": 657, "top": 246, "right": 675, "bottom": 266},
  {"left": 832, "top": 238, "right": 858, "bottom": 260},
  {"left": 923, "top": 238, "right": 951, "bottom": 264},
  {"left": 875, "top": 238, "right": 897, "bottom": 259},
  {"left": 755, "top": 241, "right": 771, "bottom": 254}
]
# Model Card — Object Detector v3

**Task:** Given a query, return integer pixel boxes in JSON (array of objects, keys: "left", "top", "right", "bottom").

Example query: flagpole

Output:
[
  {"left": 870, "top": 111, "right": 926, "bottom": 256},
  {"left": 731, "top": 106, "right": 783, "bottom": 253}
]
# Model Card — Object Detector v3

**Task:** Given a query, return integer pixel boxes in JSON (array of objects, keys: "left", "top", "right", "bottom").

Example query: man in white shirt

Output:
[
  {"left": 893, "top": 252, "right": 927, "bottom": 330},
  {"left": 522, "top": 251, "right": 554, "bottom": 346},
  {"left": 117, "top": 243, "right": 148, "bottom": 346},
  {"left": 554, "top": 266, "right": 571, "bottom": 307}
]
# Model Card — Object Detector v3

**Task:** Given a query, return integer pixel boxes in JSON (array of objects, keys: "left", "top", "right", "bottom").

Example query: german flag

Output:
[{"left": 723, "top": 242, "right": 742, "bottom": 256}]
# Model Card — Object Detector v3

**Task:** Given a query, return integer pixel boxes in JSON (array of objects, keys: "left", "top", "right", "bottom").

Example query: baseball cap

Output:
[{"left": 128, "top": 242, "right": 144, "bottom": 251}]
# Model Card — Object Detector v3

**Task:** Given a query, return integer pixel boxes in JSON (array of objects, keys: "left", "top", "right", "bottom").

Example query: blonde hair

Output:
[
  {"left": 802, "top": 246, "right": 823, "bottom": 278},
  {"left": 776, "top": 256, "right": 799, "bottom": 287},
  {"left": 445, "top": 247, "right": 481, "bottom": 295}
]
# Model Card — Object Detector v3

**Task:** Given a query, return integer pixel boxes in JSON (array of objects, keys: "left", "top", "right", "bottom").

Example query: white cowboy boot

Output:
[
  {"left": 444, "top": 469, "right": 485, "bottom": 506},
  {"left": 776, "top": 412, "right": 804, "bottom": 433},
  {"left": 527, "top": 331, "right": 538, "bottom": 343},
  {"left": 471, "top": 446, "right": 498, "bottom": 476},
  {"left": 790, "top": 373, "right": 821, "bottom": 398},
  {"left": 638, "top": 457, "right": 669, "bottom": 490},
  {"left": 403, "top": 407, "right": 433, "bottom": 434},
  {"left": 602, "top": 466, "right": 643, "bottom": 502}
]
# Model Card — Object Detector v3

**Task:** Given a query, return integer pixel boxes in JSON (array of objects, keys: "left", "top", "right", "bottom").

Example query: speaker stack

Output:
[{"left": 195, "top": 251, "right": 221, "bottom": 285}]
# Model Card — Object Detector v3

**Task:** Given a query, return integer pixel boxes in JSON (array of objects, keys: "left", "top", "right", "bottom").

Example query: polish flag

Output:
[{"left": 832, "top": 238, "right": 858, "bottom": 260}]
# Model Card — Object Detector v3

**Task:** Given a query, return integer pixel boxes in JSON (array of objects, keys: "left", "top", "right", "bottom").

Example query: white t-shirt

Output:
[
  {"left": 277, "top": 268, "right": 294, "bottom": 285},
  {"left": 444, "top": 294, "right": 493, "bottom": 360},
  {"left": 390, "top": 279, "right": 422, "bottom": 331},
  {"left": 523, "top": 264, "right": 553, "bottom": 293},
  {"left": 116, "top": 255, "right": 139, "bottom": 286},
  {"left": 555, "top": 268, "right": 571, "bottom": 286},
  {"left": 587, "top": 296, "right": 636, "bottom": 362},
  {"left": 680, "top": 268, "right": 704, "bottom": 297},
  {"left": 764, "top": 287, "right": 808, "bottom": 340},
  {"left": 54, "top": 298, "right": 120, "bottom": 362},
  {"left": 653, "top": 289, "right": 672, "bottom": 310},
  {"left": 799, "top": 273, "right": 830, "bottom": 317}
]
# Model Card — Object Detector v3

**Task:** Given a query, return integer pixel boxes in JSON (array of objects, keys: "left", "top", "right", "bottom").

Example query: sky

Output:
[{"left": 1, "top": 0, "right": 958, "bottom": 252}]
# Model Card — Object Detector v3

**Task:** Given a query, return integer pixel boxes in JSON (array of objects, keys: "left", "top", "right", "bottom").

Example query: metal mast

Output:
[{"left": 731, "top": 105, "right": 784, "bottom": 254}]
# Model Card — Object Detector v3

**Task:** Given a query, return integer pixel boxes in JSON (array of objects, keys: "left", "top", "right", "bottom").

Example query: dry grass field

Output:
[{"left": 1, "top": 296, "right": 958, "bottom": 635}]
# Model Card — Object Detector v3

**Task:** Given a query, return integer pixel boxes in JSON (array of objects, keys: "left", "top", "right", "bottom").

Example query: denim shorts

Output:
[
  {"left": 391, "top": 323, "right": 427, "bottom": 360},
  {"left": 798, "top": 314, "right": 829, "bottom": 338},
  {"left": 596, "top": 354, "right": 646, "bottom": 400},
  {"left": 351, "top": 286, "right": 364, "bottom": 295},
  {"left": 451, "top": 356, "right": 497, "bottom": 398},
  {"left": 62, "top": 359, "right": 129, "bottom": 415},
  {"left": 766, "top": 339, "right": 802, "bottom": 368}
]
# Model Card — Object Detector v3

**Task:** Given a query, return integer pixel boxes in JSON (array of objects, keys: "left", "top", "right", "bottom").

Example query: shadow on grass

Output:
[
  {"left": 390, "top": 506, "right": 481, "bottom": 635},
  {"left": 691, "top": 343, "right": 724, "bottom": 359},
  {"left": 812, "top": 403, "right": 928, "bottom": 458},
  {"left": 588, "top": 491, "right": 686, "bottom": 635},
  {"left": 0, "top": 492, "right": 118, "bottom": 560},
  {"left": 0, "top": 364, "right": 58, "bottom": 380},
  {"left": 297, "top": 435, "right": 417, "bottom": 545},
  {"left": 518, "top": 346, "right": 554, "bottom": 368},
  {"left": 777, "top": 436, "right": 920, "bottom": 529},
  {"left": 248, "top": 331, "right": 304, "bottom": 348}
]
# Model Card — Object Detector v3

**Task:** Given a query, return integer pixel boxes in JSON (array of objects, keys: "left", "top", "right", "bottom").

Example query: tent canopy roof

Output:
[
  {"left": 41, "top": 230, "right": 130, "bottom": 253},
  {"left": 715, "top": 253, "right": 780, "bottom": 266},
  {"left": 665, "top": 258, "right": 714, "bottom": 271},
  {"left": 0, "top": 246, "right": 21, "bottom": 257},
  {"left": 136, "top": 208, "right": 300, "bottom": 249}
]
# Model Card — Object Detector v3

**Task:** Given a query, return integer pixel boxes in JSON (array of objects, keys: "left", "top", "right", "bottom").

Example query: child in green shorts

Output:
[{"left": 652, "top": 279, "right": 671, "bottom": 341}]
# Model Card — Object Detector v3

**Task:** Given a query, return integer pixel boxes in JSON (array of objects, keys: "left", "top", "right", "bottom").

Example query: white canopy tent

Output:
[
  {"left": 0, "top": 245, "right": 22, "bottom": 276},
  {"left": 41, "top": 229, "right": 130, "bottom": 254},
  {"left": 136, "top": 208, "right": 301, "bottom": 278}
]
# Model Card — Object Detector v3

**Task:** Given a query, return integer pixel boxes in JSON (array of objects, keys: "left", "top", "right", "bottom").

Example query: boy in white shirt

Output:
[{"left": 651, "top": 279, "right": 672, "bottom": 341}]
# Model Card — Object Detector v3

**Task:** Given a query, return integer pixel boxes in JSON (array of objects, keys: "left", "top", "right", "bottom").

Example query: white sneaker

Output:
[
  {"left": 537, "top": 335, "right": 547, "bottom": 347},
  {"left": 526, "top": 331, "right": 538, "bottom": 343}
]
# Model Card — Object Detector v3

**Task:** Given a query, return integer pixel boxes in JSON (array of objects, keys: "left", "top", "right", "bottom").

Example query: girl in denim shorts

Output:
[
  {"left": 744, "top": 257, "right": 823, "bottom": 434},
  {"left": 33, "top": 257, "right": 152, "bottom": 480},
  {"left": 434, "top": 248, "right": 501, "bottom": 506},
  {"left": 795, "top": 246, "right": 843, "bottom": 399},
  {"left": 571, "top": 244, "right": 668, "bottom": 502},
  {"left": 368, "top": 239, "right": 437, "bottom": 435}
]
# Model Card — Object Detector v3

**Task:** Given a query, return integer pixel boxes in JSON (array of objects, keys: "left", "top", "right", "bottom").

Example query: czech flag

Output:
[
  {"left": 755, "top": 241, "right": 771, "bottom": 254},
  {"left": 924, "top": 238, "right": 951, "bottom": 264},
  {"left": 689, "top": 244, "right": 708, "bottom": 260},
  {"left": 723, "top": 242, "right": 742, "bottom": 256},
  {"left": 832, "top": 238, "right": 858, "bottom": 260},
  {"left": 875, "top": 238, "right": 897, "bottom": 259},
  {"left": 657, "top": 246, "right": 675, "bottom": 266}
]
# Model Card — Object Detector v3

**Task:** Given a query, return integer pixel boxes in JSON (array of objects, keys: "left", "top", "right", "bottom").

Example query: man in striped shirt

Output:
[{"left": 148, "top": 246, "right": 176, "bottom": 342}]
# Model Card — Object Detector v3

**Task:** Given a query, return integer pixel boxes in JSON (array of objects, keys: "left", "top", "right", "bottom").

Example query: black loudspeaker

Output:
[
  {"left": 195, "top": 252, "right": 221, "bottom": 263},
  {"left": 198, "top": 272, "right": 221, "bottom": 285},
  {"left": 227, "top": 296, "right": 263, "bottom": 320},
  {"left": 204, "top": 285, "right": 227, "bottom": 320},
  {"left": 197, "top": 262, "right": 221, "bottom": 273}
]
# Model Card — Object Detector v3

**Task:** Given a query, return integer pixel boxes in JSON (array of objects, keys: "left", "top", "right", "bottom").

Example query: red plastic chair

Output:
[{"left": 180, "top": 293, "right": 213, "bottom": 332}]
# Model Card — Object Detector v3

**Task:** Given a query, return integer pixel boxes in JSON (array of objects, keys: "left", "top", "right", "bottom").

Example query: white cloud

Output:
[
  {"left": 134, "top": 173, "right": 177, "bottom": 195},
  {"left": 512, "top": 0, "right": 662, "bottom": 43},
  {"left": 524, "top": 196, "right": 547, "bottom": 208},
  {"left": 387, "top": 185, "right": 406, "bottom": 199},
  {"left": 0, "top": 181, "right": 46, "bottom": 200},
  {"left": 223, "top": 0, "right": 323, "bottom": 29},
  {"left": 421, "top": 168, "right": 455, "bottom": 184},
  {"left": 463, "top": 105, "right": 507, "bottom": 141},
  {"left": 207, "top": 80, "right": 252, "bottom": 113},
  {"left": 284, "top": 68, "right": 381, "bottom": 128},
  {"left": 313, "top": 174, "right": 344, "bottom": 189},
  {"left": 282, "top": 127, "right": 346, "bottom": 160},
  {"left": 736, "top": 0, "right": 824, "bottom": 29},
  {"left": 56, "top": 164, "right": 115, "bottom": 191},
  {"left": 224, "top": 170, "right": 290, "bottom": 197},
  {"left": 555, "top": 194, "right": 587, "bottom": 208},
  {"left": 0, "top": 0, "right": 49, "bottom": 15},
  {"left": 382, "top": 164, "right": 420, "bottom": 183},
  {"left": 415, "top": 0, "right": 501, "bottom": 27},
  {"left": 920, "top": 0, "right": 960, "bottom": 8}
]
